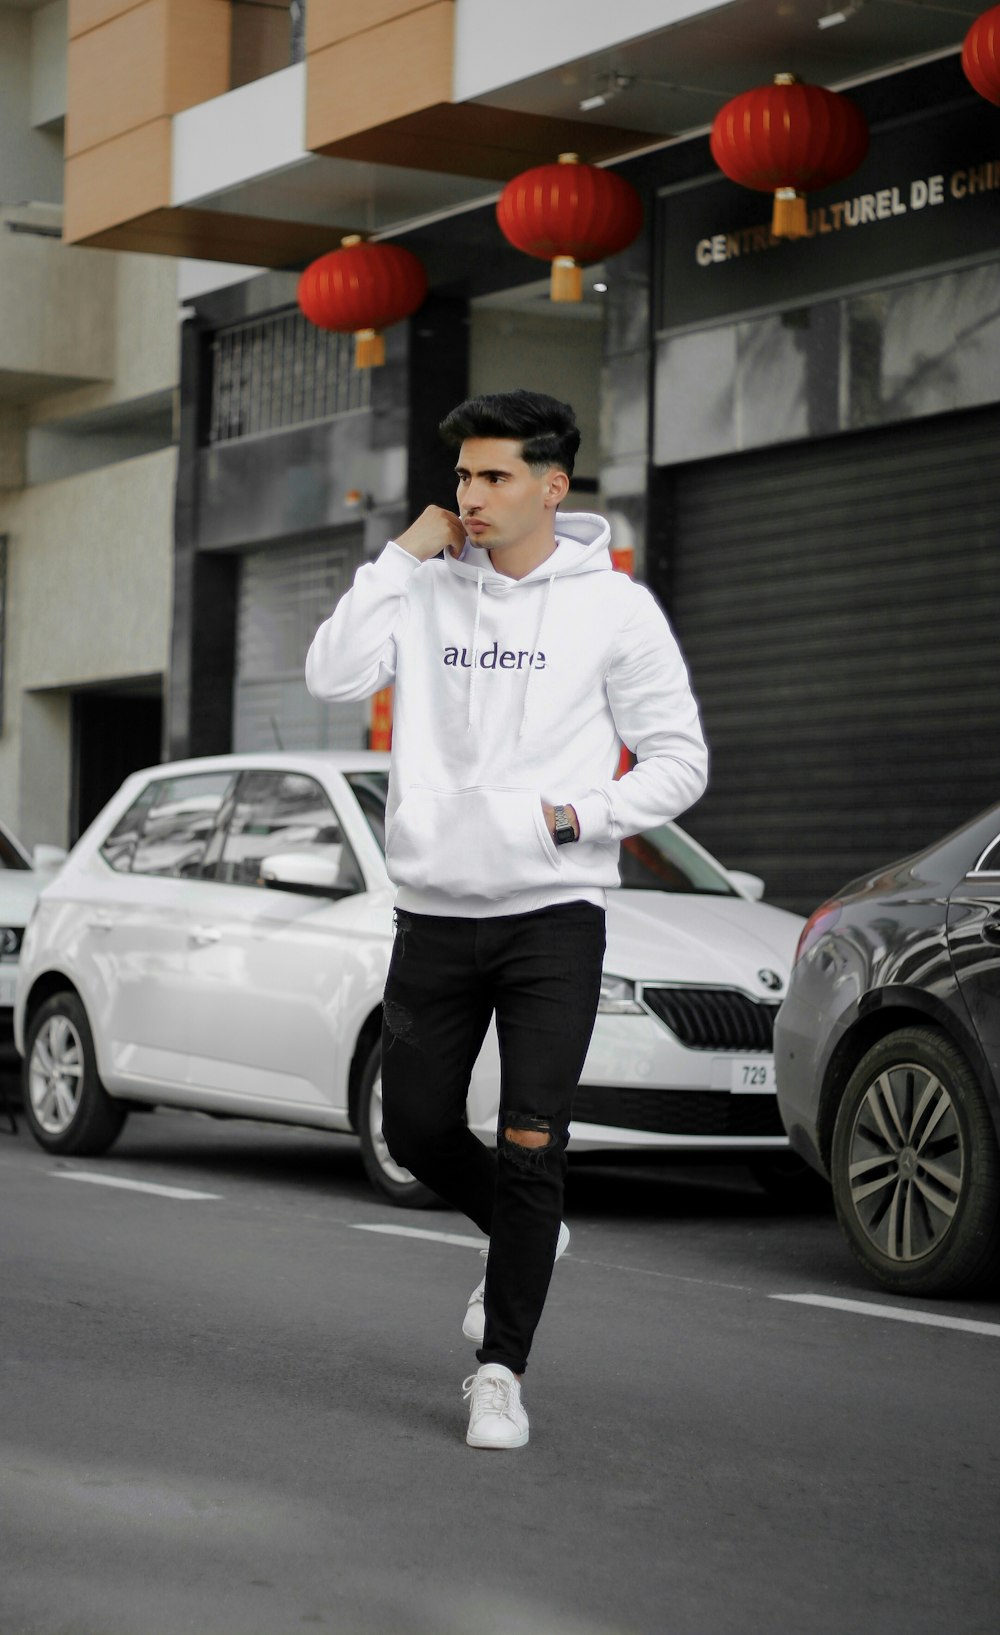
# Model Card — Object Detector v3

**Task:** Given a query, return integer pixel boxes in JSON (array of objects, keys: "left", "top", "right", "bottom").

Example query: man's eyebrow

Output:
[{"left": 454, "top": 465, "right": 514, "bottom": 478}]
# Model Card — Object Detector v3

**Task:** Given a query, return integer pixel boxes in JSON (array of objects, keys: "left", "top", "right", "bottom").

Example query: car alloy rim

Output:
[
  {"left": 369, "top": 1068, "right": 418, "bottom": 1188},
  {"left": 847, "top": 1062, "right": 964, "bottom": 1262},
  {"left": 29, "top": 1015, "right": 84, "bottom": 1134}
]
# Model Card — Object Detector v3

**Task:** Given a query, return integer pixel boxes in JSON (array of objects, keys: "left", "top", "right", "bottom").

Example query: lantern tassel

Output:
[
  {"left": 772, "top": 188, "right": 808, "bottom": 240},
  {"left": 551, "top": 256, "right": 583, "bottom": 302},
  {"left": 354, "top": 328, "right": 385, "bottom": 369}
]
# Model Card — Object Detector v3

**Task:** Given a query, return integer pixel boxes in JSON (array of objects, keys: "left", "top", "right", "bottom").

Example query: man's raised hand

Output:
[{"left": 396, "top": 506, "right": 467, "bottom": 562}]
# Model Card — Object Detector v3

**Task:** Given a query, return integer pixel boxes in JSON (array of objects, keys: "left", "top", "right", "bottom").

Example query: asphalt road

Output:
[{"left": 2, "top": 1105, "right": 999, "bottom": 1635}]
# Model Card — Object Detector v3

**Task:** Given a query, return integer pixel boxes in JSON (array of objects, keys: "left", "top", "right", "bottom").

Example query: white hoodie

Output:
[{"left": 305, "top": 512, "right": 708, "bottom": 916}]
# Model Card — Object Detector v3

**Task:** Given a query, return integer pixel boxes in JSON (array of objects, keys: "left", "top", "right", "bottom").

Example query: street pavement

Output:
[{"left": 2, "top": 1105, "right": 998, "bottom": 1635}]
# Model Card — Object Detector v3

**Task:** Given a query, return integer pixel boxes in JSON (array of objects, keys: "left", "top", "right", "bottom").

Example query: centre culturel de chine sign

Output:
[{"left": 657, "top": 97, "right": 1000, "bottom": 335}]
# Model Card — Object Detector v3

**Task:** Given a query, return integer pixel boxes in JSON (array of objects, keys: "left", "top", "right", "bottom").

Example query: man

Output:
[{"left": 305, "top": 390, "right": 707, "bottom": 1450}]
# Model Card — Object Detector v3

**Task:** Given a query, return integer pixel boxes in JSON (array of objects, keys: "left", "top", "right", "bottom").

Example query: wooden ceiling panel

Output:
[
  {"left": 73, "top": 206, "right": 355, "bottom": 266},
  {"left": 312, "top": 102, "right": 669, "bottom": 181}
]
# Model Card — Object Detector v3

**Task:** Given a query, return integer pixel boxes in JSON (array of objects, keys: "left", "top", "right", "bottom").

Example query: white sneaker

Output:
[
  {"left": 462, "top": 1220, "right": 570, "bottom": 1343},
  {"left": 463, "top": 1363, "right": 529, "bottom": 1450}
]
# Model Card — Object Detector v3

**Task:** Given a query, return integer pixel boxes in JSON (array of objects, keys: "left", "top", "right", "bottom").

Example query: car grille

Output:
[
  {"left": 573, "top": 1086, "right": 785, "bottom": 1138},
  {"left": 641, "top": 987, "right": 779, "bottom": 1051}
]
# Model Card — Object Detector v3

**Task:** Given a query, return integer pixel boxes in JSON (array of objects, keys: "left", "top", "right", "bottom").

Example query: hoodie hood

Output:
[
  {"left": 444, "top": 513, "right": 612, "bottom": 732},
  {"left": 444, "top": 511, "right": 613, "bottom": 587}
]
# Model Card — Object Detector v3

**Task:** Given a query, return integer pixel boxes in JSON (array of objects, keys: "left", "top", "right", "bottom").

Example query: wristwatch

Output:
[{"left": 553, "top": 805, "right": 577, "bottom": 846}]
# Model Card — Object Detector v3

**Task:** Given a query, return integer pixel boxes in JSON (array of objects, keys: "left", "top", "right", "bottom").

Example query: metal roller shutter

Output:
[
  {"left": 666, "top": 405, "right": 1000, "bottom": 915},
  {"left": 233, "top": 534, "right": 368, "bottom": 752}
]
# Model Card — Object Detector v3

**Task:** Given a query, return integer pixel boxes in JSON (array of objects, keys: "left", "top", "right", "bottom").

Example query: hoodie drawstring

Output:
[
  {"left": 466, "top": 569, "right": 485, "bottom": 730},
  {"left": 447, "top": 516, "right": 612, "bottom": 733},
  {"left": 518, "top": 573, "right": 556, "bottom": 739}
]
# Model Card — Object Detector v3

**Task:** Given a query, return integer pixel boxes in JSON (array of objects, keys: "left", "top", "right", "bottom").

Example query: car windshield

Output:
[
  {"left": 343, "top": 772, "right": 735, "bottom": 897},
  {"left": 0, "top": 825, "right": 30, "bottom": 870},
  {"left": 345, "top": 772, "right": 389, "bottom": 852},
  {"left": 618, "top": 824, "right": 736, "bottom": 895}
]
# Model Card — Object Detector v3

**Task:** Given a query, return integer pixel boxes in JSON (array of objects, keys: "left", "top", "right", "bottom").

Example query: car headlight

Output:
[{"left": 598, "top": 973, "right": 643, "bottom": 1014}]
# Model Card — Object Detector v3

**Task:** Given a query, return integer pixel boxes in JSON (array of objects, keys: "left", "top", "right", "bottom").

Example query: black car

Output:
[{"left": 774, "top": 803, "right": 1000, "bottom": 1296}]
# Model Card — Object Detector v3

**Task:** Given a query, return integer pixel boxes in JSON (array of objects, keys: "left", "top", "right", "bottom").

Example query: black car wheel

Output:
[
  {"left": 357, "top": 1042, "right": 434, "bottom": 1208},
  {"left": 831, "top": 1026, "right": 1000, "bottom": 1296},
  {"left": 23, "top": 992, "right": 127, "bottom": 1156}
]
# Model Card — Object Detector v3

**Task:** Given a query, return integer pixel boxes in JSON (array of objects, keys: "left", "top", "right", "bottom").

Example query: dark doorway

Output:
[{"left": 71, "top": 686, "right": 163, "bottom": 842}]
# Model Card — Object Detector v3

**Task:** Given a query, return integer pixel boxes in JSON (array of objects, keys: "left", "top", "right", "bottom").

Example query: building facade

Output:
[
  {"left": 0, "top": 0, "right": 179, "bottom": 851},
  {"left": 57, "top": 0, "right": 1000, "bottom": 910}
]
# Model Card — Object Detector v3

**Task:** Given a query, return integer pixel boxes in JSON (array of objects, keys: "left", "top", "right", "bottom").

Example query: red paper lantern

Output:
[
  {"left": 963, "top": 6, "right": 1000, "bottom": 103},
  {"left": 496, "top": 153, "right": 643, "bottom": 301},
  {"left": 710, "top": 74, "right": 869, "bottom": 240},
  {"left": 297, "top": 236, "right": 428, "bottom": 368}
]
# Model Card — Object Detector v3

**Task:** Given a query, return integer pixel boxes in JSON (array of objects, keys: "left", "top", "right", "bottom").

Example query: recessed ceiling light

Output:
[
  {"left": 817, "top": 0, "right": 864, "bottom": 28},
  {"left": 579, "top": 72, "right": 633, "bottom": 113}
]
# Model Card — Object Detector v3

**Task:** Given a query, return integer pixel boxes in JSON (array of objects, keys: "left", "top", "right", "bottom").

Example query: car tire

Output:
[
  {"left": 357, "top": 1041, "right": 435, "bottom": 1209},
  {"left": 748, "top": 1152, "right": 831, "bottom": 1211},
  {"left": 831, "top": 1026, "right": 1000, "bottom": 1296},
  {"left": 23, "top": 991, "right": 127, "bottom": 1156}
]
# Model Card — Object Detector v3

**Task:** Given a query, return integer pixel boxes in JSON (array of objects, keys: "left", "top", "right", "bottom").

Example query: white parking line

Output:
[
  {"left": 771, "top": 1293, "right": 1000, "bottom": 1338},
  {"left": 352, "top": 1224, "right": 486, "bottom": 1250},
  {"left": 52, "top": 1171, "right": 221, "bottom": 1202}
]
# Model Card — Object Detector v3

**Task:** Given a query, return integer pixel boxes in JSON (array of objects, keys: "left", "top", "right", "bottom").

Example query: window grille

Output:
[{"left": 208, "top": 311, "right": 370, "bottom": 444}]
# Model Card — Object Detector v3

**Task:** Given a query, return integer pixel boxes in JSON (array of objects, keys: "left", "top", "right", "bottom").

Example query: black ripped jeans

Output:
[{"left": 380, "top": 902, "right": 606, "bottom": 1376}]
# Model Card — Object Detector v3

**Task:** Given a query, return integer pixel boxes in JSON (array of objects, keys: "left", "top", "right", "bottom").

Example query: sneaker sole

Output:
[{"left": 466, "top": 1427, "right": 529, "bottom": 1449}]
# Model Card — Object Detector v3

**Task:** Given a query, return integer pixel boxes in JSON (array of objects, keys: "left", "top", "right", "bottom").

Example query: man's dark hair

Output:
[{"left": 439, "top": 390, "right": 580, "bottom": 479}]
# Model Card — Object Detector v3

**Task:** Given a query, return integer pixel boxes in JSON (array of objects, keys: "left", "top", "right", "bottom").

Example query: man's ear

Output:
[{"left": 545, "top": 469, "right": 571, "bottom": 507}]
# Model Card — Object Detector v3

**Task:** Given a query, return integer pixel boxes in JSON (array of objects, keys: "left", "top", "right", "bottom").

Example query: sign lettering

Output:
[{"left": 658, "top": 97, "right": 1000, "bottom": 334}]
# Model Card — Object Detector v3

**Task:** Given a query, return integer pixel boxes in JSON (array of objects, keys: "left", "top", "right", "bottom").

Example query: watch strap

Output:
[{"left": 553, "top": 804, "right": 576, "bottom": 845}]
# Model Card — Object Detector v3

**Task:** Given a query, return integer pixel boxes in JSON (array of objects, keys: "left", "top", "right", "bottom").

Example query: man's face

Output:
[{"left": 455, "top": 438, "right": 560, "bottom": 554}]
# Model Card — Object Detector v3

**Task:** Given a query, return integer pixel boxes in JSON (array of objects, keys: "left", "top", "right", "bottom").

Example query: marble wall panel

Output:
[
  {"left": 653, "top": 261, "right": 1000, "bottom": 466},
  {"left": 873, "top": 267, "right": 1000, "bottom": 424},
  {"left": 601, "top": 350, "right": 648, "bottom": 466},
  {"left": 654, "top": 325, "right": 736, "bottom": 465}
]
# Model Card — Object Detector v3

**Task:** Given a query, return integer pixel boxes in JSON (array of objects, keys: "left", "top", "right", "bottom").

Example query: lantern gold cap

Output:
[
  {"left": 551, "top": 255, "right": 583, "bottom": 301},
  {"left": 773, "top": 72, "right": 799, "bottom": 85},
  {"left": 354, "top": 328, "right": 384, "bottom": 368},
  {"left": 341, "top": 233, "right": 363, "bottom": 246},
  {"left": 557, "top": 152, "right": 580, "bottom": 165}
]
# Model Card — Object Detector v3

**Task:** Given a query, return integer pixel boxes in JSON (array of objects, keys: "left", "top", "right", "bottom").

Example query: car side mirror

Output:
[
  {"left": 32, "top": 844, "right": 68, "bottom": 871},
  {"left": 728, "top": 869, "right": 766, "bottom": 902},
  {"left": 259, "top": 852, "right": 350, "bottom": 898}
]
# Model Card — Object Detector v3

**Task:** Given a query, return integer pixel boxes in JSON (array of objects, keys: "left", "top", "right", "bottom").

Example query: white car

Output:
[
  {"left": 1, "top": 820, "right": 66, "bottom": 1069},
  {"left": 14, "top": 752, "right": 805, "bottom": 1204}
]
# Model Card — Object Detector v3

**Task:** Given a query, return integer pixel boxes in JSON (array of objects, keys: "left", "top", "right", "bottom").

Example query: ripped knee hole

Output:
[
  {"left": 383, "top": 998, "right": 418, "bottom": 1048},
  {"left": 502, "top": 1113, "right": 554, "bottom": 1152},
  {"left": 504, "top": 1125, "right": 552, "bottom": 1150}
]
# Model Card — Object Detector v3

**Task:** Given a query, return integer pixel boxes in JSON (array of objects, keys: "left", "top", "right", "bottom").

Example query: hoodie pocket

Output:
[{"left": 386, "top": 786, "right": 562, "bottom": 901}]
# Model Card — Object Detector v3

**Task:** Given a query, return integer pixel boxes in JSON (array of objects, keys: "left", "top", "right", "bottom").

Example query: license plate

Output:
[
  {"left": 0, "top": 968, "right": 16, "bottom": 1008},
  {"left": 730, "top": 1056, "right": 775, "bottom": 1094}
]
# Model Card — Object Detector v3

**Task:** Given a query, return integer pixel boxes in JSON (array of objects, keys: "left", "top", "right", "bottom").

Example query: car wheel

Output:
[
  {"left": 831, "top": 1026, "right": 1000, "bottom": 1296},
  {"left": 357, "top": 1042, "right": 434, "bottom": 1209},
  {"left": 23, "top": 992, "right": 127, "bottom": 1156},
  {"left": 748, "top": 1152, "right": 831, "bottom": 1211}
]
